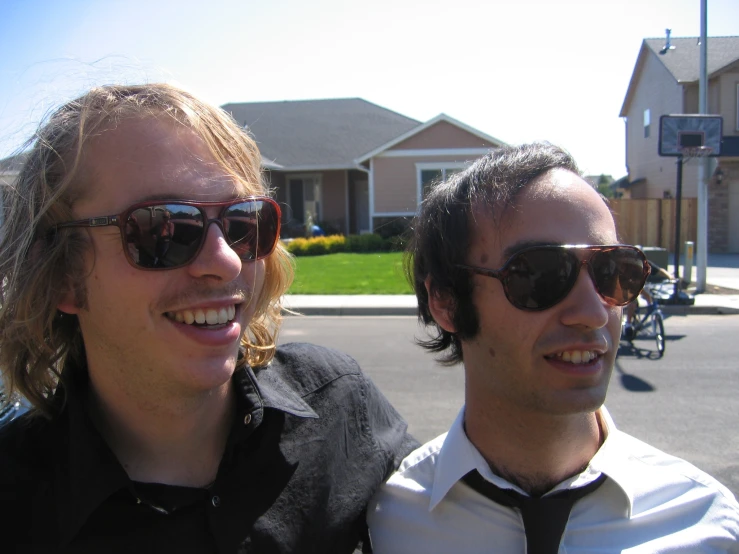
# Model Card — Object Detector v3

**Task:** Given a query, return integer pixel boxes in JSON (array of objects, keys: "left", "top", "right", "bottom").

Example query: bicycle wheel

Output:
[{"left": 653, "top": 312, "right": 665, "bottom": 358}]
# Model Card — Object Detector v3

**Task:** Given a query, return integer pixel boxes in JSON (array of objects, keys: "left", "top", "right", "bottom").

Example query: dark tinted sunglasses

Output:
[
  {"left": 456, "top": 244, "right": 650, "bottom": 311},
  {"left": 54, "top": 197, "right": 281, "bottom": 270}
]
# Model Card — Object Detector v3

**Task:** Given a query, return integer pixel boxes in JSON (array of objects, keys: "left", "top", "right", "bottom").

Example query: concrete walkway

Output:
[{"left": 284, "top": 254, "right": 739, "bottom": 316}]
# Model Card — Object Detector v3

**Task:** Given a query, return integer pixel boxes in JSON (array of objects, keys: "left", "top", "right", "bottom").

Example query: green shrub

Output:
[
  {"left": 345, "top": 233, "right": 385, "bottom": 253},
  {"left": 322, "top": 235, "right": 347, "bottom": 254},
  {"left": 284, "top": 235, "right": 346, "bottom": 257},
  {"left": 285, "top": 233, "right": 395, "bottom": 256},
  {"left": 373, "top": 216, "right": 411, "bottom": 240},
  {"left": 285, "top": 238, "right": 311, "bottom": 257}
]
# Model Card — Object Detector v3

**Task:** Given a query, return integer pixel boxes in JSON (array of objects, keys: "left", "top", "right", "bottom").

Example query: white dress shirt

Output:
[{"left": 368, "top": 407, "right": 739, "bottom": 553}]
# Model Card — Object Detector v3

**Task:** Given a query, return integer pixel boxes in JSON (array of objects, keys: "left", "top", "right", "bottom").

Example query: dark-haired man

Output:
[
  {"left": 0, "top": 83, "right": 416, "bottom": 553},
  {"left": 368, "top": 143, "right": 738, "bottom": 552}
]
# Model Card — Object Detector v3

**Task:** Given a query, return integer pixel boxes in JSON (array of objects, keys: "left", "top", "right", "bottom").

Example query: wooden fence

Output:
[{"left": 608, "top": 198, "right": 697, "bottom": 251}]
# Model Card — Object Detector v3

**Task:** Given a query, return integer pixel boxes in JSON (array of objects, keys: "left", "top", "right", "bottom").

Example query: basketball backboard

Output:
[{"left": 658, "top": 114, "right": 723, "bottom": 157}]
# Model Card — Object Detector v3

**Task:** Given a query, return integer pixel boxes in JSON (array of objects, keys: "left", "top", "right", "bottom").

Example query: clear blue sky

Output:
[{"left": 1, "top": 0, "right": 737, "bottom": 177}]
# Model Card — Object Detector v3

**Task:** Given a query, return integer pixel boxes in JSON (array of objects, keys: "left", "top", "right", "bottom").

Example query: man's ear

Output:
[
  {"left": 57, "top": 283, "right": 81, "bottom": 315},
  {"left": 425, "top": 276, "right": 457, "bottom": 333}
]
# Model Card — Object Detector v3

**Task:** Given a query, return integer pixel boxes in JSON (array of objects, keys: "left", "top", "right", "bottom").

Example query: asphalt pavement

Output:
[{"left": 283, "top": 253, "right": 739, "bottom": 316}]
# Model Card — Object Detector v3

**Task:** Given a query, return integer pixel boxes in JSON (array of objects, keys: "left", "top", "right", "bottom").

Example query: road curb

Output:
[
  {"left": 284, "top": 306, "right": 418, "bottom": 317},
  {"left": 662, "top": 305, "right": 739, "bottom": 316},
  {"left": 285, "top": 305, "right": 739, "bottom": 317}
]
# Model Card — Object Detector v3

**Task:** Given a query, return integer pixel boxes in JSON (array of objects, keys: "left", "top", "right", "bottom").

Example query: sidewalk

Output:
[
  {"left": 282, "top": 292, "right": 739, "bottom": 316},
  {"left": 284, "top": 253, "right": 739, "bottom": 316}
]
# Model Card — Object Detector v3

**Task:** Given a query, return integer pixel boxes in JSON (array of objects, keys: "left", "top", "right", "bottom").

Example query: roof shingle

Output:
[
  {"left": 644, "top": 36, "right": 739, "bottom": 82},
  {"left": 221, "top": 98, "right": 421, "bottom": 169}
]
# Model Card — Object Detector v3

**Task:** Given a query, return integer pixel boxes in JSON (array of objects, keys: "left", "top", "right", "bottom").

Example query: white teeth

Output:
[
  {"left": 166, "top": 305, "right": 237, "bottom": 326},
  {"left": 554, "top": 350, "right": 598, "bottom": 364},
  {"left": 204, "top": 309, "right": 218, "bottom": 325}
]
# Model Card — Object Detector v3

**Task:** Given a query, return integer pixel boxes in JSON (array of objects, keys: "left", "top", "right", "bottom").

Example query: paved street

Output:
[{"left": 279, "top": 314, "right": 739, "bottom": 498}]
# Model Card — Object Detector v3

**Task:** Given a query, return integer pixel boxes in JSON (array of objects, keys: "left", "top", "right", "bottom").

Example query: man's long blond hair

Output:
[{"left": 0, "top": 83, "right": 294, "bottom": 418}]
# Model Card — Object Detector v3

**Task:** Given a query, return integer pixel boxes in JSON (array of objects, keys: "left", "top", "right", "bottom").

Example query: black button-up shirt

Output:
[{"left": 0, "top": 342, "right": 418, "bottom": 553}]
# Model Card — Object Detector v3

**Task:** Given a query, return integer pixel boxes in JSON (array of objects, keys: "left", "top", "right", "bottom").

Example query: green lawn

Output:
[{"left": 288, "top": 252, "right": 413, "bottom": 294}]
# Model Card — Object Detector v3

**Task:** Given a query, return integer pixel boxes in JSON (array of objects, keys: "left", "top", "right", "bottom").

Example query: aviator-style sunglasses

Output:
[
  {"left": 456, "top": 244, "right": 650, "bottom": 311},
  {"left": 54, "top": 197, "right": 281, "bottom": 270}
]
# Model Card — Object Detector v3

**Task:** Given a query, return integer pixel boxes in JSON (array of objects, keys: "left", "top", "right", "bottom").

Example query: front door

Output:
[
  {"left": 287, "top": 175, "right": 321, "bottom": 226},
  {"left": 356, "top": 180, "right": 369, "bottom": 234}
]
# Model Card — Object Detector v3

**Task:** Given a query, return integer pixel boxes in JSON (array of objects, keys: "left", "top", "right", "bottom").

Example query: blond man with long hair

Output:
[{"left": 0, "top": 84, "right": 415, "bottom": 553}]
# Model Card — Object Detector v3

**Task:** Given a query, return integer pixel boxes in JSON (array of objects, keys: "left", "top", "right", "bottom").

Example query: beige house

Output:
[
  {"left": 619, "top": 36, "right": 739, "bottom": 252},
  {"left": 222, "top": 99, "right": 504, "bottom": 237},
  {"left": 0, "top": 154, "right": 25, "bottom": 228}
]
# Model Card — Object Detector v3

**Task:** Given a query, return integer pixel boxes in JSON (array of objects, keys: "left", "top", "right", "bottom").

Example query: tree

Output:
[{"left": 596, "top": 174, "right": 615, "bottom": 198}]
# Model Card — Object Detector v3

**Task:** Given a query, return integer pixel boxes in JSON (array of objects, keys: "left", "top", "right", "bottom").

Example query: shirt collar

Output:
[
  {"left": 429, "top": 405, "right": 633, "bottom": 514},
  {"left": 244, "top": 361, "right": 318, "bottom": 419},
  {"left": 587, "top": 407, "right": 636, "bottom": 517},
  {"left": 429, "top": 407, "right": 498, "bottom": 510}
]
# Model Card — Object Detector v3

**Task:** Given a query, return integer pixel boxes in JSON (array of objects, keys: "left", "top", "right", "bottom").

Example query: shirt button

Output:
[
  {"left": 243, "top": 413, "right": 252, "bottom": 425},
  {"left": 211, "top": 495, "right": 221, "bottom": 508}
]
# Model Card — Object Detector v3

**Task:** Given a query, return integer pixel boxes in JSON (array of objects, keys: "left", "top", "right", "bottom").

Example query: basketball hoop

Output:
[
  {"left": 658, "top": 115, "right": 723, "bottom": 157},
  {"left": 678, "top": 146, "right": 714, "bottom": 159}
]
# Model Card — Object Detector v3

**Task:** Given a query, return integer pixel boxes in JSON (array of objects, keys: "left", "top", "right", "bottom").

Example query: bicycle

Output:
[{"left": 621, "top": 282, "right": 669, "bottom": 358}]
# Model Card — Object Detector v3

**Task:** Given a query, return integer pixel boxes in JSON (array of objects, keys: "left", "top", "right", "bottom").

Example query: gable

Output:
[
  {"left": 390, "top": 120, "right": 498, "bottom": 151},
  {"left": 621, "top": 36, "right": 739, "bottom": 117}
]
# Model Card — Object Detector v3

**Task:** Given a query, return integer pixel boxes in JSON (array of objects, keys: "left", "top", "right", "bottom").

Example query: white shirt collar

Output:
[{"left": 429, "top": 405, "right": 633, "bottom": 514}]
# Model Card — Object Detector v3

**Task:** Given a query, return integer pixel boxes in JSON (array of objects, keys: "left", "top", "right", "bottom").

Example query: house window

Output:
[
  {"left": 643, "top": 109, "right": 651, "bottom": 138},
  {"left": 736, "top": 84, "right": 739, "bottom": 130},
  {"left": 417, "top": 164, "right": 466, "bottom": 200}
]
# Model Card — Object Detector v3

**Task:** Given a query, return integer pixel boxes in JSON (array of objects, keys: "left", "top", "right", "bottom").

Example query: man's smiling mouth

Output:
[
  {"left": 165, "top": 305, "right": 237, "bottom": 326},
  {"left": 545, "top": 350, "right": 602, "bottom": 364}
]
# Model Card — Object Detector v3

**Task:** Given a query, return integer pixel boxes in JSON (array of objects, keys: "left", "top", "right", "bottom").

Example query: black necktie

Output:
[{"left": 462, "top": 470, "right": 607, "bottom": 554}]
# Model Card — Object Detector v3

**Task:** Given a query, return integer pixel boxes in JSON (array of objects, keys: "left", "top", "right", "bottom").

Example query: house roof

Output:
[
  {"left": 0, "top": 152, "right": 27, "bottom": 173},
  {"left": 620, "top": 36, "right": 739, "bottom": 116},
  {"left": 644, "top": 36, "right": 739, "bottom": 82},
  {"left": 221, "top": 98, "right": 421, "bottom": 170}
]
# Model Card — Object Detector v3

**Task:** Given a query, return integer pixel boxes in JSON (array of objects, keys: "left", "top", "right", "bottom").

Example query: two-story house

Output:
[{"left": 620, "top": 35, "right": 739, "bottom": 253}]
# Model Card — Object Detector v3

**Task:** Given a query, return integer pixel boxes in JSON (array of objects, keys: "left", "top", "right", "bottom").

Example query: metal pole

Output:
[
  {"left": 696, "top": 0, "right": 709, "bottom": 292},
  {"left": 674, "top": 157, "right": 683, "bottom": 300}
]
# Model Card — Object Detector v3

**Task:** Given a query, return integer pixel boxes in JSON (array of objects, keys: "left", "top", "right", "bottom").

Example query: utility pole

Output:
[{"left": 695, "top": 0, "right": 711, "bottom": 292}]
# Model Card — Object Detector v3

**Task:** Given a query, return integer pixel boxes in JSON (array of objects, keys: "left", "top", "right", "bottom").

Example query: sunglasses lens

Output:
[
  {"left": 124, "top": 204, "right": 204, "bottom": 269},
  {"left": 591, "top": 248, "right": 647, "bottom": 305},
  {"left": 224, "top": 200, "right": 280, "bottom": 261},
  {"left": 122, "top": 199, "right": 280, "bottom": 269},
  {"left": 505, "top": 249, "right": 578, "bottom": 310}
]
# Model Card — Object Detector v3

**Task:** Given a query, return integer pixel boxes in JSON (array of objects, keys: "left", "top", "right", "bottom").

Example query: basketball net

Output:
[{"left": 678, "top": 146, "right": 714, "bottom": 160}]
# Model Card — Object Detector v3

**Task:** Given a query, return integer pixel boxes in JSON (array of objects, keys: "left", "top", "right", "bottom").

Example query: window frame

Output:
[
  {"left": 416, "top": 162, "right": 469, "bottom": 204},
  {"left": 644, "top": 108, "right": 651, "bottom": 139}
]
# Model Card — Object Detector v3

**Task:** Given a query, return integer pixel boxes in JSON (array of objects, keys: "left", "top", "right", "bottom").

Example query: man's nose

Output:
[
  {"left": 186, "top": 221, "right": 243, "bottom": 281},
  {"left": 558, "top": 265, "right": 611, "bottom": 329}
]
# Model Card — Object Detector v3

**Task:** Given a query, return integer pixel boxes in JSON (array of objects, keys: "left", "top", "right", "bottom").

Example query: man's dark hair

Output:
[{"left": 404, "top": 142, "right": 581, "bottom": 365}]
